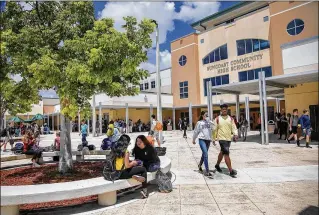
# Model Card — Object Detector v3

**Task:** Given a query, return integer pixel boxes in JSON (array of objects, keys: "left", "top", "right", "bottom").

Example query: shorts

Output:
[
  {"left": 291, "top": 126, "right": 298, "bottom": 134},
  {"left": 219, "top": 140, "right": 231, "bottom": 155},
  {"left": 302, "top": 128, "right": 311, "bottom": 137},
  {"left": 153, "top": 131, "right": 159, "bottom": 140}
]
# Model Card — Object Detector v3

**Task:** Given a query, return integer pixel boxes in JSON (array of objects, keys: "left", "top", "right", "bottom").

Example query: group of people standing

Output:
[{"left": 192, "top": 104, "right": 238, "bottom": 178}]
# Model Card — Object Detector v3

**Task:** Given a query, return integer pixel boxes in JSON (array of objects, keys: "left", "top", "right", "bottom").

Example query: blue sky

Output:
[{"left": 2, "top": 1, "right": 240, "bottom": 98}]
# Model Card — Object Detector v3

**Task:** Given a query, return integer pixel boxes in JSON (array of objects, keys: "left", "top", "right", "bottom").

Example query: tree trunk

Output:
[
  {"left": 0, "top": 112, "right": 4, "bottom": 130},
  {"left": 58, "top": 114, "right": 73, "bottom": 174}
]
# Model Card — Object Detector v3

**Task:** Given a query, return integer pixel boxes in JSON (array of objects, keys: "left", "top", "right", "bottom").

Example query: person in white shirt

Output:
[{"left": 151, "top": 114, "right": 161, "bottom": 147}]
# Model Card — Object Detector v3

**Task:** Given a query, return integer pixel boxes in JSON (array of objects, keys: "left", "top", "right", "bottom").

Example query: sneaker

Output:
[
  {"left": 297, "top": 140, "right": 300, "bottom": 147},
  {"left": 215, "top": 164, "right": 222, "bottom": 173},
  {"left": 140, "top": 188, "right": 148, "bottom": 198},
  {"left": 204, "top": 172, "right": 213, "bottom": 177},
  {"left": 306, "top": 143, "right": 312, "bottom": 148},
  {"left": 132, "top": 175, "right": 146, "bottom": 183},
  {"left": 230, "top": 170, "right": 237, "bottom": 177},
  {"left": 198, "top": 165, "right": 203, "bottom": 172},
  {"left": 287, "top": 139, "right": 290, "bottom": 143},
  {"left": 33, "top": 163, "right": 41, "bottom": 168}
]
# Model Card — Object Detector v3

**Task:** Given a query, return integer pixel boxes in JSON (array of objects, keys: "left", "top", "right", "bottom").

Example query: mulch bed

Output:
[{"left": 0, "top": 161, "right": 104, "bottom": 210}]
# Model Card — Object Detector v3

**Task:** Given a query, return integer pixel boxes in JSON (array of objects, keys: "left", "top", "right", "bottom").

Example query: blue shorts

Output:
[{"left": 302, "top": 128, "right": 311, "bottom": 137}]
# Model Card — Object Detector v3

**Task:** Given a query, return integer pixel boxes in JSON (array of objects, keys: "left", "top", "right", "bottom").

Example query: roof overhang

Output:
[
  {"left": 191, "top": 2, "right": 268, "bottom": 32},
  {"left": 211, "top": 70, "right": 318, "bottom": 95}
]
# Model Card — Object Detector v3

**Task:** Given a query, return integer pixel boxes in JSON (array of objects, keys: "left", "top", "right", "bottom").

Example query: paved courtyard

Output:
[{"left": 1, "top": 131, "right": 318, "bottom": 215}]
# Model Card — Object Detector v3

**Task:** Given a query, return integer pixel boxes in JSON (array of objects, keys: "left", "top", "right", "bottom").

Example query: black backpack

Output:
[
  {"left": 102, "top": 134, "right": 131, "bottom": 182},
  {"left": 88, "top": 144, "right": 96, "bottom": 151},
  {"left": 13, "top": 142, "right": 24, "bottom": 154},
  {"left": 0, "top": 128, "right": 7, "bottom": 137}
]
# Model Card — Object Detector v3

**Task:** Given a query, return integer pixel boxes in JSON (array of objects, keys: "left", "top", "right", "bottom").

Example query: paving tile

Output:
[
  {"left": 209, "top": 184, "right": 242, "bottom": 193},
  {"left": 255, "top": 201, "right": 318, "bottom": 215},
  {"left": 180, "top": 191, "right": 215, "bottom": 205},
  {"left": 218, "top": 203, "right": 263, "bottom": 215},
  {"left": 180, "top": 184, "right": 210, "bottom": 194},
  {"left": 181, "top": 204, "right": 222, "bottom": 215},
  {"left": 213, "top": 192, "right": 251, "bottom": 204},
  {"left": 146, "top": 189, "right": 180, "bottom": 205},
  {"left": 244, "top": 190, "right": 283, "bottom": 203},
  {"left": 141, "top": 204, "right": 181, "bottom": 215}
]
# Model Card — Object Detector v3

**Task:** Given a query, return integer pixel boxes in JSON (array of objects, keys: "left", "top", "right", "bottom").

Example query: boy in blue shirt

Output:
[
  {"left": 297, "top": 109, "right": 312, "bottom": 148},
  {"left": 79, "top": 120, "right": 88, "bottom": 143}
]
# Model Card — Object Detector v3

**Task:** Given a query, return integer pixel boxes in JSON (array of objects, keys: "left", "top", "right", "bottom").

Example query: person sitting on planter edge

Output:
[
  {"left": 23, "top": 131, "right": 42, "bottom": 167},
  {"left": 132, "top": 135, "right": 160, "bottom": 172}
]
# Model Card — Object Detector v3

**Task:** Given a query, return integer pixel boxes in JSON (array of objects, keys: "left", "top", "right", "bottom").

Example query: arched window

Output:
[
  {"left": 202, "top": 44, "right": 228, "bottom": 65},
  {"left": 287, "top": 19, "right": 304, "bottom": 36},
  {"left": 236, "top": 39, "right": 270, "bottom": 56}
]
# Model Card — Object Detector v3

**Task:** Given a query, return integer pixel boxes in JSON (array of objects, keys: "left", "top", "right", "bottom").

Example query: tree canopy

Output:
[{"left": 2, "top": 1, "right": 155, "bottom": 119}]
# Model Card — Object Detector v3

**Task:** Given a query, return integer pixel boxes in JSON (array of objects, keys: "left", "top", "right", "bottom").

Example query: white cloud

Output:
[
  {"left": 175, "top": 2, "right": 221, "bottom": 22},
  {"left": 98, "top": 2, "right": 221, "bottom": 71},
  {"left": 19, "top": 2, "right": 33, "bottom": 11},
  {"left": 159, "top": 50, "right": 171, "bottom": 69}
]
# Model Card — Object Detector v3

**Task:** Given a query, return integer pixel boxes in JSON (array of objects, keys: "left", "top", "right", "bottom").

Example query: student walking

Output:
[
  {"left": 79, "top": 120, "right": 88, "bottom": 143},
  {"left": 213, "top": 104, "right": 238, "bottom": 177},
  {"left": 0, "top": 121, "right": 15, "bottom": 152},
  {"left": 192, "top": 111, "right": 215, "bottom": 177},
  {"left": 297, "top": 109, "right": 312, "bottom": 148},
  {"left": 182, "top": 117, "right": 188, "bottom": 138},
  {"left": 151, "top": 114, "right": 162, "bottom": 147},
  {"left": 178, "top": 118, "right": 182, "bottom": 131},
  {"left": 287, "top": 109, "right": 299, "bottom": 145},
  {"left": 278, "top": 112, "right": 288, "bottom": 140},
  {"left": 239, "top": 114, "right": 248, "bottom": 141}
]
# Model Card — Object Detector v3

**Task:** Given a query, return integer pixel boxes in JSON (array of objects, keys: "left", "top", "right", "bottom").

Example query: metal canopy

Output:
[{"left": 211, "top": 70, "right": 318, "bottom": 95}]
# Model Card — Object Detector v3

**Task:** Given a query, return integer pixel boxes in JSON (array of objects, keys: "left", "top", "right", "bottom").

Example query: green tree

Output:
[{"left": 2, "top": 1, "right": 155, "bottom": 173}]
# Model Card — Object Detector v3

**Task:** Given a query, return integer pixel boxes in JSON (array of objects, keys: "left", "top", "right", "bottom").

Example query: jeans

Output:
[
  {"left": 198, "top": 139, "right": 211, "bottom": 172},
  {"left": 183, "top": 129, "right": 187, "bottom": 137},
  {"left": 82, "top": 133, "right": 87, "bottom": 142},
  {"left": 120, "top": 166, "right": 148, "bottom": 188}
]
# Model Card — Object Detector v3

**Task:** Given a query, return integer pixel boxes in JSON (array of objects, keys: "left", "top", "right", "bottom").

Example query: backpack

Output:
[
  {"left": 0, "top": 128, "right": 7, "bottom": 137},
  {"left": 155, "top": 121, "right": 163, "bottom": 131},
  {"left": 102, "top": 134, "right": 131, "bottom": 182},
  {"left": 155, "top": 147, "right": 166, "bottom": 156},
  {"left": 101, "top": 138, "right": 113, "bottom": 150},
  {"left": 13, "top": 142, "right": 24, "bottom": 154},
  {"left": 88, "top": 144, "right": 96, "bottom": 151},
  {"left": 156, "top": 171, "right": 173, "bottom": 193}
]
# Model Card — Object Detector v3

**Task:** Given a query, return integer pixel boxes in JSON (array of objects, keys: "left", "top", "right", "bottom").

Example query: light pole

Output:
[{"left": 151, "top": 20, "right": 163, "bottom": 142}]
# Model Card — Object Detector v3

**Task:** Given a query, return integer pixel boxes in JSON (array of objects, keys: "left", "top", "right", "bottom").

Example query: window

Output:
[
  {"left": 237, "top": 39, "right": 270, "bottom": 56},
  {"left": 203, "top": 75, "right": 229, "bottom": 96},
  {"left": 179, "top": 81, "right": 188, "bottom": 99},
  {"left": 201, "top": 39, "right": 204, "bottom": 44},
  {"left": 287, "top": 19, "right": 304, "bottom": 36},
  {"left": 263, "top": 16, "right": 269, "bottom": 22},
  {"left": 179, "top": 55, "right": 187, "bottom": 66},
  {"left": 139, "top": 84, "right": 144, "bottom": 91},
  {"left": 151, "top": 81, "right": 155, "bottom": 89},
  {"left": 238, "top": 66, "right": 272, "bottom": 82},
  {"left": 202, "top": 44, "right": 228, "bottom": 65},
  {"left": 144, "top": 83, "right": 149, "bottom": 90}
]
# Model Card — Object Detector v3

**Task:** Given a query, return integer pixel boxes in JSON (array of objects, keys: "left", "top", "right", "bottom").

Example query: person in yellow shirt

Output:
[{"left": 213, "top": 104, "right": 238, "bottom": 177}]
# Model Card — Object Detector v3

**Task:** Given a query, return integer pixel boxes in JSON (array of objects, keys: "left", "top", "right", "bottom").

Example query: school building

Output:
[{"left": 171, "top": 1, "right": 318, "bottom": 134}]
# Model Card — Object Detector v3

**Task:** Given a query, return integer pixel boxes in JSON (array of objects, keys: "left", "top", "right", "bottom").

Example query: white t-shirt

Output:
[{"left": 151, "top": 119, "right": 157, "bottom": 131}]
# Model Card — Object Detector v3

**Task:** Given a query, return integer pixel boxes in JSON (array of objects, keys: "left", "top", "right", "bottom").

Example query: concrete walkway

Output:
[{"left": 2, "top": 131, "right": 318, "bottom": 215}]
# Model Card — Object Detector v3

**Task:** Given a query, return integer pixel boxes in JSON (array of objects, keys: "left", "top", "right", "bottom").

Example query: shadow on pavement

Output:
[{"left": 298, "top": 205, "right": 319, "bottom": 215}]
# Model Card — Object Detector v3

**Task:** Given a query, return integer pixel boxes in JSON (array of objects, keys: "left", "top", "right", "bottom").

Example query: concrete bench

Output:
[
  {"left": 41, "top": 150, "right": 111, "bottom": 162},
  {"left": 1, "top": 156, "right": 171, "bottom": 215}
]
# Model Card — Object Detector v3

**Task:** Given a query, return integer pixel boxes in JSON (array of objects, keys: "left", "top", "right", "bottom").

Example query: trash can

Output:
[{"left": 268, "top": 120, "right": 275, "bottom": 132}]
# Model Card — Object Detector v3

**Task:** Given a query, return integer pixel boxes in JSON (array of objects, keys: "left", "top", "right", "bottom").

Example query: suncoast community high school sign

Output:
[{"left": 207, "top": 53, "right": 264, "bottom": 75}]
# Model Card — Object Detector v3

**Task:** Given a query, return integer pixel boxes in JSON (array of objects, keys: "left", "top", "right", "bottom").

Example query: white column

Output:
[
  {"left": 57, "top": 113, "right": 59, "bottom": 131},
  {"left": 99, "top": 102, "right": 102, "bottom": 136},
  {"left": 258, "top": 72, "right": 265, "bottom": 145},
  {"left": 235, "top": 94, "right": 240, "bottom": 121},
  {"left": 206, "top": 81, "right": 213, "bottom": 119},
  {"left": 3, "top": 115, "right": 6, "bottom": 129},
  {"left": 220, "top": 100, "right": 224, "bottom": 105},
  {"left": 245, "top": 97, "right": 250, "bottom": 131},
  {"left": 125, "top": 103, "right": 129, "bottom": 133},
  {"left": 172, "top": 107, "right": 176, "bottom": 130},
  {"left": 27, "top": 113, "right": 29, "bottom": 119},
  {"left": 52, "top": 114, "right": 55, "bottom": 131},
  {"left": 262, "top": 71, "right": 269, "bottom": 145},
  {"left": 276, "top": 98, "right": 280, "bottom": 114},
  {"left": 87, "top": 119, "right": 90, "bottom": 135},
  {"left": 78, "top": 112, "right": 81, "bottom": 133},
  {"left": 189, "top": 103, "right": 192, "bottom": 130},
  {"left": 92, "top": 95, "right": 96, "bottom": 137}
]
